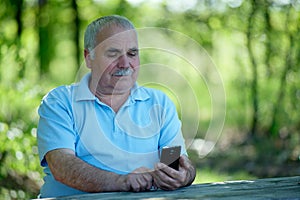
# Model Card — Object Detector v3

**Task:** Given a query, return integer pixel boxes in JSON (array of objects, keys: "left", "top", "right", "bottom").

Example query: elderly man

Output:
[{"left": 37, "top": 15, "right": 196, "bottom": 198}]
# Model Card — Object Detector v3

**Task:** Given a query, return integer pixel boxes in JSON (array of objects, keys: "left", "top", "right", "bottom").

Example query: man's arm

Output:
[
  {"left": 152, "top": 155, "right": 196, "bottom": 190},
  {"left": 46, "top": 148, "right": 153, "bottom": 192}
]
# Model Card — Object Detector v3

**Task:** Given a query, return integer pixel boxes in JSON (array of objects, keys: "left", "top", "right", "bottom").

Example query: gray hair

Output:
[{"left": 84, "top": 15, "right": 135, "bottom": 59}]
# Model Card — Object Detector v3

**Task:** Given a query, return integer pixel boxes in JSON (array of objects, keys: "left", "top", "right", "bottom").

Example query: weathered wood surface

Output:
[{"left": 38, "top": 176, "right": 300, "bottom": 200}]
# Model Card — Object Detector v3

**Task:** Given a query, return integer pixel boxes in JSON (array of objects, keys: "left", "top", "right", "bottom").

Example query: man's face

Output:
[{"left": 87, "top": 25, "right": 140, "bottom": 96}]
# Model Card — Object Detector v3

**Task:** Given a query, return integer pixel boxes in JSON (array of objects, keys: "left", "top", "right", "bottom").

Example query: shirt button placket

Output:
[{"left": 113, "top": 113, "right": 120, "bottom": 134}]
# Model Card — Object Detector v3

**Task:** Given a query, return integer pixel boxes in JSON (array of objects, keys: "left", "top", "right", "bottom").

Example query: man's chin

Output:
[{"left": 111, "top": 83, "right": 134, "bottom": 94}]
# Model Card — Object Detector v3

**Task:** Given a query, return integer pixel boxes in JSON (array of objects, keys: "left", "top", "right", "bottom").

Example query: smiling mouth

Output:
[{"left": 112, "top": 68, "right": 133, "bottom": 76}]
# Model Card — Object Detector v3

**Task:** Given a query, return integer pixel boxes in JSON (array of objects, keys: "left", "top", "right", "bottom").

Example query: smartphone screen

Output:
[{"left": 160, "top": 146, "right": 181, "bottom": 170}]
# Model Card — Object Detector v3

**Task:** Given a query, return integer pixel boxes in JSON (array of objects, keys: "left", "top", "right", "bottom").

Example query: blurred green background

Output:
[{"left": 0, "top": 0, "right": 299, "bottom": 199}]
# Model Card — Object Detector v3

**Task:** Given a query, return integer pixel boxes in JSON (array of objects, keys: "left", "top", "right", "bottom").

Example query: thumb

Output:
[{"left": 179, "top": 155, "right": 190, "bottom": 169}]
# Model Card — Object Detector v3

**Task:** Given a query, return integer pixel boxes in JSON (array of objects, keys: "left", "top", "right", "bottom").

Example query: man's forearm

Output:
[{"left": 46, "top": 148, "right": 129, "bottom": 193}]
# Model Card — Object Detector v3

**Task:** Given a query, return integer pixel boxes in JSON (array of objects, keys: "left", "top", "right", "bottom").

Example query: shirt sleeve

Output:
[
  {"left": 158, "top": 94, "right": 187, "bottom": 156},
  {"left": 37, "top": 87, "right": 76, "bottom": 167}
]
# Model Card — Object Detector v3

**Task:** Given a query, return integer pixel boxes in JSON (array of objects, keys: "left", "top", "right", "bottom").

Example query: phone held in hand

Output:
[{"left": 160, "top": 146, "right": 181, "bottom": 170}]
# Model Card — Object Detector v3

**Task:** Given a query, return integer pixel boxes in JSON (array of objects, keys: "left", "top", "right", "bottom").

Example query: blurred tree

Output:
[
  {"left": 13, "top": 0, "right": 25, "bottom": 78},
  {"left": 72, "top": 0, "right": 80, "bottom": 69},
  {"left": 38, "top": 0, "right": 51, "bottom": 76},
  {"left": 233, "top": 0, "right": 300, "bottom": 142},
  {"left": 246, "top": 0, "right": 260, "bottom": 136},
  {"left": 267, "top": 5, "right": 300, "bottom": 136}
]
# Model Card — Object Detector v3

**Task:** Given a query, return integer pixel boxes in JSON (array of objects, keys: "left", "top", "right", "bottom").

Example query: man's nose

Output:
[{"left": 118, "top": 54, "right": 130, "bottom": 68}]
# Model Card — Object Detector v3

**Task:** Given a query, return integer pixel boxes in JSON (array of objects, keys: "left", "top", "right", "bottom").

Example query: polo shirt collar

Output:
[
  {"left": 74, "top": 73, "right": 150, "bottom": 102},
  {"left": 74, "top": 73, "right": 96, "bottom": 101},
  {"left": 130, "top": 84, "right": 150, "bottom": 102}
]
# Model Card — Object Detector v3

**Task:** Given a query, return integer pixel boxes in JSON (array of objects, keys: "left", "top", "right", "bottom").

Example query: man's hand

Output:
[
  {"left": 122, "top": 167, "right": 153, "bottom": 192},
  {"left": 152, "top": 155, "right": 196, "bottom": 191}
]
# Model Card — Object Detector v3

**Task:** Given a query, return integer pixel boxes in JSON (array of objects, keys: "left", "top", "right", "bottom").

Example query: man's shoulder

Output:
[
  {"left": 42, "top": 84, "right": 75, "bottom": 102},
  {"left": 38, "top": 84, "right": 77, "bottom": 115}
]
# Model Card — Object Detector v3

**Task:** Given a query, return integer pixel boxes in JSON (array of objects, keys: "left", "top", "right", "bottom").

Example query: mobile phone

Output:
[{"left": 160, "top": 146, "right": 181, "bottom": 170}]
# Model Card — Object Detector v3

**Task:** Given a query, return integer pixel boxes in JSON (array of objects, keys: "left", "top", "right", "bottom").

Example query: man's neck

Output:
[
  {"left": 88, "top": 78, "right": 131, "bottom": 112},
  {"left": 95, "top": 91, "right": 130, "bottom": 113}
]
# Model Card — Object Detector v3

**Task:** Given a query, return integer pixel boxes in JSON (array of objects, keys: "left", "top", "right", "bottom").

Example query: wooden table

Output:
[{"left": 38, "top": 176, "right": 300, "bottom": 200}]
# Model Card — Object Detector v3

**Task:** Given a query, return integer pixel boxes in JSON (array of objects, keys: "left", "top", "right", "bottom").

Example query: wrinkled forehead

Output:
[{"left": 95, "top": 25, "right": 138, "bottom": 49}]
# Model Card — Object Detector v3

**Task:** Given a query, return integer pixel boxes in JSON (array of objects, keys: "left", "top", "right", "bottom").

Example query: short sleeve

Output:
[
  {"left": 158, "top": 93, "right": 187, "bottom": 155},
  {"left": 37, "top": 87, "right": 76, "bottom": 167}
]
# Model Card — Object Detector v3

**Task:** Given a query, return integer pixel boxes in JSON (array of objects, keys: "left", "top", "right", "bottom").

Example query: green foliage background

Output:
[{"left": 0, "top": 0, "right": 299, "bottom": 199}]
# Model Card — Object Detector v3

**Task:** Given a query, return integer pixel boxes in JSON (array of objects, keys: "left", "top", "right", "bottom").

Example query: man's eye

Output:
[
  {"left": 128, "top": 50, "right": 138, "bottom": 57},
  {"left": 107, "top": 52, "right": 118, "bottom": 57}
]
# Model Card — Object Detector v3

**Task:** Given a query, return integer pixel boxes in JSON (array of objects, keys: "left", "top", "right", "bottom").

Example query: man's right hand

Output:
[{"left": 120, "top": 167, "right": 153, "bottom": 192}]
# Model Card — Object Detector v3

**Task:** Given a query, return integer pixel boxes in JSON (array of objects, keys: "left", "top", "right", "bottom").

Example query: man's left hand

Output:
[{"left": 152, "top": 155, "right": 196, "bottom": 190}]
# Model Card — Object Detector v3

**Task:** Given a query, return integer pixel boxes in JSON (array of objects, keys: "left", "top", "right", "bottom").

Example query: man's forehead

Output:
[{"left": 95, "top": 26, "right": 138, "bottom": 47}]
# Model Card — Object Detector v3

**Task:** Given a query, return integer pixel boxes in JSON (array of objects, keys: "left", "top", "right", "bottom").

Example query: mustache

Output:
[{"left": 112, "top": 68, "right": 133, "bottom": 76}]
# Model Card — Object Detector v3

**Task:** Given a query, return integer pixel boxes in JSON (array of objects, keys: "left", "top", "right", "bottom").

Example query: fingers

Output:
[
  {"left": 156, "top": 163, "right": 180, "bottom": 180},
  {"left": 125, "top": 157, "right": 195, "bottom": 192},
  {"left": 152, "top": 156, "right": 195, "bottom": 190},
  {"left": 133, "top": 167, "right": 153, "bottom": 191},
  {"left": 179, "top": 155, "right": 196, "bottom": 186},
  {"left": 152, "top": 163, "right": 185, "bottom": 190},
  {"left": 126, "top": 167, "right": 153, "bottom": 192}
]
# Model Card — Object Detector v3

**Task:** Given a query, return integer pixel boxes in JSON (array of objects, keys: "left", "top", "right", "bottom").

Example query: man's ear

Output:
[{"left": 84, "top": 49, "right": 92, "bottom": 69}]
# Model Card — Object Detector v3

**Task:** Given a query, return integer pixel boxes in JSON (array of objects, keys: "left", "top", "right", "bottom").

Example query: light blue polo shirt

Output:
[{"left": 37, "top": 73, "right": 186, "bottom": 198}]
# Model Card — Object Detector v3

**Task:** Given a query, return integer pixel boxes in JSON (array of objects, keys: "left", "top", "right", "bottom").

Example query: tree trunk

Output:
[
  {"left": 72, "top": 0, "right": 80, "bottom": 69},
  {"left": 247, "top": 0, "right": 259, "bottom": 137},
  {"left": 13, "top": 0, "right": 25, "bottom": 78},
  {"left": 268, "top": 8, "right": 294, "bottom": 135},
  {"left": 38, "top": 0, "right": 50, "bottom": 76}
]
